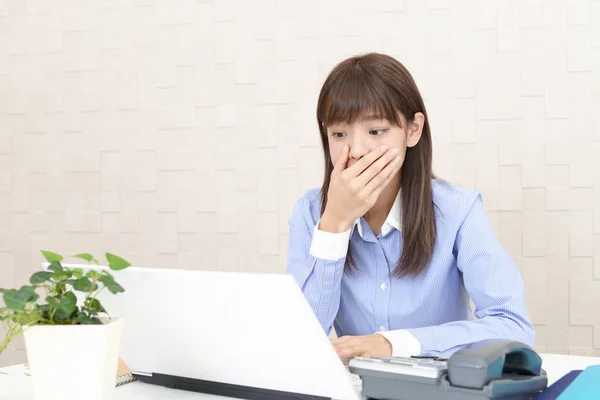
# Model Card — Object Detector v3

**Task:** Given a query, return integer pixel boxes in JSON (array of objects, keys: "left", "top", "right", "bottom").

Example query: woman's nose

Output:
[{"left": 349, "top": 139, "right": 370, "bottom": 161}]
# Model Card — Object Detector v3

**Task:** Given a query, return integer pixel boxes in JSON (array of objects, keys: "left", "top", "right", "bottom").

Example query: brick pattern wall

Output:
[{"left": 1, "top": 0, "right": 600, "bottom": 366}]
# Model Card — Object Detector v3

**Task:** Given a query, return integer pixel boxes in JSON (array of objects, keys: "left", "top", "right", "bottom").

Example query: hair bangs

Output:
[{"left": 318, "top": 67, "right": 402, "bottom": 129}]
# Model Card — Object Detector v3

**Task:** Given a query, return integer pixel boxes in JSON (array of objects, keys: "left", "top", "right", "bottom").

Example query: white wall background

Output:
[{"left": 1, "top": 0, "right": 600, "bottom": 365}]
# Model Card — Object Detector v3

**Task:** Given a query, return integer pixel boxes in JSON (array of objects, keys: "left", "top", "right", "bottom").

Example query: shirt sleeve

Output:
[
  {"left": 405, "top": 193, "right": 535, "bottom": 356},
  {"left": 309, "top": 220, "right": 352, "bottom": 260},
  {"left": 285, "top": 195, "right": 347, "bottom": 335},
  {"left": 375, "top": 330, "right": 422, "bottom": 357}
]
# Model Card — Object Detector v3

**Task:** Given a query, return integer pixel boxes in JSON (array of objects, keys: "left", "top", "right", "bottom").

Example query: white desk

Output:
[{"left": 2, "top": 353, "right": 600, "bottom": 399}]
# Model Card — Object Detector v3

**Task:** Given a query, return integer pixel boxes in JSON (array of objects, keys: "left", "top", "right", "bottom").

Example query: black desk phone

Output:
[{"left": 348, "top": 339, "right": 547, "bottom": 400}]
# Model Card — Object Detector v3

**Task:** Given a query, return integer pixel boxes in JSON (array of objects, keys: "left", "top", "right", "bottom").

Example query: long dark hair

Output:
[{"left": 316, "top": 53, "right": 436, "bottom": 278}]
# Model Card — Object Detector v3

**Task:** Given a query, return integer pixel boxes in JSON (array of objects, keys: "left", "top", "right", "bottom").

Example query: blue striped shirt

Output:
[{"left": 286, "top": 179, "right": 534, "bottom": 357}]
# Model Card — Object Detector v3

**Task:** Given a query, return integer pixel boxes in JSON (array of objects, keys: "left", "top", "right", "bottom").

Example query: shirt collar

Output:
[{"left": 352, "top": 189, "right": 402, "bottom": 238}]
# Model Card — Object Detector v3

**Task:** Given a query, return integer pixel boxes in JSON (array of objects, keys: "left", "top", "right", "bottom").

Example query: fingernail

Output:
[
  {"left": 390, "top": 148, "right": 399, "bottom": 156},
  {"left": 379, "top": 145, "right": 387, "bottom": 152},
  {"left": 394, "top": 156, "right": 401, "bottom": 164}
]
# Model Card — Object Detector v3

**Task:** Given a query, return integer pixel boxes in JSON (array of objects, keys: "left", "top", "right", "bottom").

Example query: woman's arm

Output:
[
  {"left": 285, "top": 195, "right": 351, "bottom": 335},
  {"left": 380, "top": 193, "right": 535, "bottom": 357}
]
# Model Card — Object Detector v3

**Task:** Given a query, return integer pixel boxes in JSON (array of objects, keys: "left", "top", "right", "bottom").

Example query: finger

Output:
[
  {"left": 332, "top": 144, "right": 350, "bottom": 174},
  {"left": 355, "top": 148, "right": 400, "bottom": 187},
  {"left": 332, "top": 341, "right": 348, "bottom": 352},
  {"left": 333, "top": 338, "right": 362, "bottom": 355},
  {"left": 343, "top": 145, "right": 388, "bottom": 178},
  {"left": 367, "top": 156, "right": 402, "bottom": 198},
  {"left": 363, "top": 154, "right": 401, "bottom": 193},
  {"left": 336, "top": 344, "right": 366, "bottom": 359},
  {"left": 331, "top": 336, "right": 353, "bottom": 347}
]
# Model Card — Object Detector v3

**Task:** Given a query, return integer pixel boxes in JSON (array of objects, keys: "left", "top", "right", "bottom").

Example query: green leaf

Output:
[
  {"left": 74, "top": 253, "right": 93, "bottom": 262},
  {"left": 53, "top": 292, "right": 77, "bottom": 320},
  {"left": 73, "top": 277, "right": 91, "bottom": 292},
  {"left": 101, "top": 269, "right": 114, "bottom": 280},
  {"left": 73, "top": 253, "right": 99, "bottom": 264},
  {"left": 51, "top": 270, "right": 72, "bottom": 283},
  {"left": 41, "top": 250, "right": 63, "bottom": 263},
  {"left": 3, "top": 286, "right": 39, "bottom": 311},
  {"left": 44, "top": 297, "right": 58, "bottom": 319},
  {"left": 47, "top": 261, "right": 63, "bottom": 272},
  {"left": 54, "top": 282, "right": 67, "bottom": 297},
  {"left": 37, "top": 304, "right": 50, "bottom": 319},
  {"left": 72, "top": 268, "right": 84, "bottom": 279},
  {"left": 22, "top": 286, "right": 39, "bottom": 301},
  {"left": 30, "top": 271, "right": 53, "bottom": 285},
  {"left": 99, "top": 275, "right": 124, "bottom": 294},
  {"left": 86, "top": 270, "right": 101, "bottom": 280},
  {"left": 105, "top": 253, "right": 130, "bottom": 271},
  {"left": 87, "top": 298, "right": 106, "bottom": 314},
  {"left": 74, "top": 313, "right": 102, "bottom": 325}
]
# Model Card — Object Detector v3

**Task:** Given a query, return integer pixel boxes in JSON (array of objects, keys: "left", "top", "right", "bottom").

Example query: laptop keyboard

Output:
[
  {"left": 348, "top": 372, "right": 366, "bottom": 400},
  {"left": 348, "top": 370, "right": 362, "bottom": 388}
]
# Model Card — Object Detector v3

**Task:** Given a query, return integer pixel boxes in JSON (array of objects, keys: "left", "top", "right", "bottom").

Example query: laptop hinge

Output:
[{"left": 132, "top": 372, "right": 332, "bottom": 400}]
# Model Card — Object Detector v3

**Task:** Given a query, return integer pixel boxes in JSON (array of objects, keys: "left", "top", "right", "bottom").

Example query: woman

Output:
[{"left": 286, "top": 53, "right": 534, "bottom": 358}]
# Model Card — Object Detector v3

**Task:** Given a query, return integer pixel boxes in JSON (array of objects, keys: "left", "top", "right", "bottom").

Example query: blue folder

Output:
[
  {"left": 555, "top": 365, "right": 600, "bottom": 400},
  {"left": 532, "top": 370, "right": 581, "bottom": 399}
]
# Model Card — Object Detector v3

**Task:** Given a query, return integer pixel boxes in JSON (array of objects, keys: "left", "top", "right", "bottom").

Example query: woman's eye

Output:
[
  {"left": 331, "top": 132, "right": 345, "bottom": 138},
  {"left": 369, "top": 129, "right": 386, "bottom": 136}
]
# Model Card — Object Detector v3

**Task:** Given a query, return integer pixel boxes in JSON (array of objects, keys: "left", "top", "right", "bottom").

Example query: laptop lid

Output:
[{"left": 54, "top": 264, "right": 359, "bottom": 400}]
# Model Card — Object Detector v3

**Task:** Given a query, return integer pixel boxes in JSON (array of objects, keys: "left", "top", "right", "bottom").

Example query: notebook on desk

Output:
[
  {"left": 532, "top": 370, "right": 581, "bottom": 399},
  {"left": 115, "top": 358, "right": 136, "bottom": 386},
  {"left": 24, "top": 358, "right": 135, "bottom": 387},
  {"left": 551, "top": 366, "right": 600, "bottom": 400}
]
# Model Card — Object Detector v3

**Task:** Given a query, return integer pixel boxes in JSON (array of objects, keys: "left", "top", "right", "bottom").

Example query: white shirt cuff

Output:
[
  {"left": 376, "top": 330, "right": 421, "bottom": 357},
  {"left": 308, "top": 220, "right": 351, "bottom": 260}
]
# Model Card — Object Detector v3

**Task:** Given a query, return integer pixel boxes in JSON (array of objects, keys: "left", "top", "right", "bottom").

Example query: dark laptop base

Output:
[{"left": 132, "top": 372, "right": 332, "bottom": 400}]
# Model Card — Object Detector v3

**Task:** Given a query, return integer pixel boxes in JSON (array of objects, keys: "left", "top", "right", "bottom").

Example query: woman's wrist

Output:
[{"left": 319, "top": 212, "right": 353, "bottom": 233}]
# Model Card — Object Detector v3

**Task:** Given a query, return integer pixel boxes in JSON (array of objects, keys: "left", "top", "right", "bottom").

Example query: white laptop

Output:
[{"left": 55, "top": 264, "right": 361, "bottom": 400}]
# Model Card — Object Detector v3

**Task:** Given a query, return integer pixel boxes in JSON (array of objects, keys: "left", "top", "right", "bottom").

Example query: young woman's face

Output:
[{"left": 326, "top": 112, "right": 424, "bottom": 169}]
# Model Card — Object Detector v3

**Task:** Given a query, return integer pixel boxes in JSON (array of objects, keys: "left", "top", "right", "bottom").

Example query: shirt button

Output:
[
  {"left": 380, "top": 282, "right": 387, "bottom": 290},
  {"left": 379, "top": 326, "right": 386, "bottom": 331}
]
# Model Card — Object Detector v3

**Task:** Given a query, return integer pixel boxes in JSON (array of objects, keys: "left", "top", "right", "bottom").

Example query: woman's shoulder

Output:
[
  {"left": 431, "top": 178, "right": 482, "bottom": 218},
  {"left": 290, "top": 187, "right": 323, "bottom": 226}
]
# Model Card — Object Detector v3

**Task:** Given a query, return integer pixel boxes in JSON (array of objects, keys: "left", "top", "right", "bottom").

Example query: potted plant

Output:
[{"left": 0, "top": 250, "right": 132, "bottom": 400}]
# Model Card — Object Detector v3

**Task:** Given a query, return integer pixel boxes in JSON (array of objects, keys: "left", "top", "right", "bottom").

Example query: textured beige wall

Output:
[{"left": 1, "top": 0, "right": 600, "bottom": 366}]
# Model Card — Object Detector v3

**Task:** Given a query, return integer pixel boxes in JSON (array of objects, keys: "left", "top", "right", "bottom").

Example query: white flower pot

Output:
[{"left": 23, "top": 317, "right": 124, "bottom": 400}]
